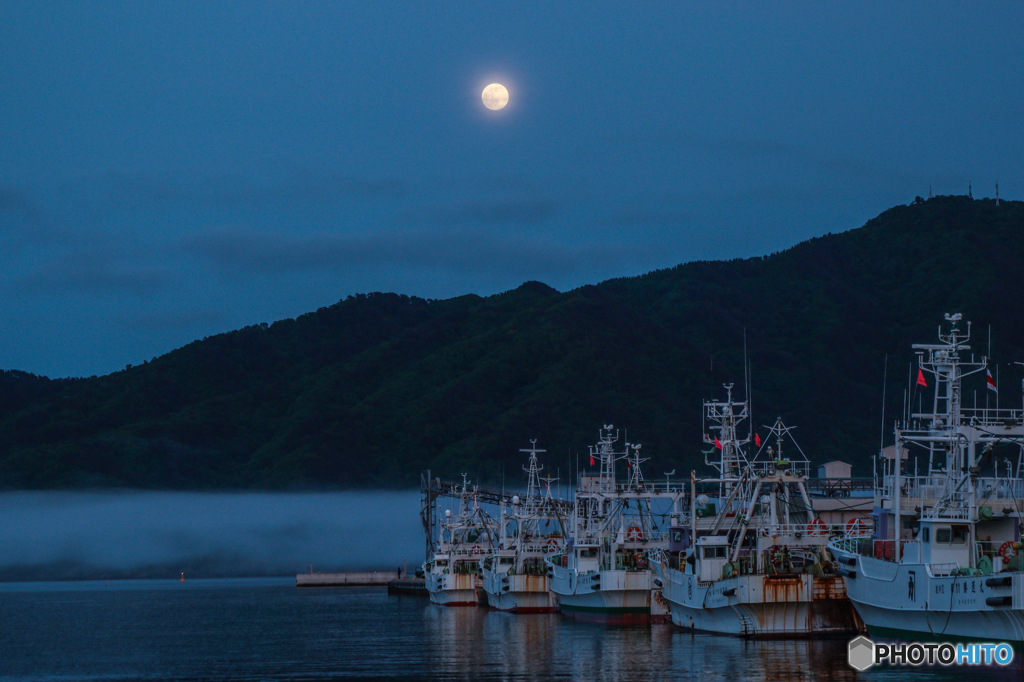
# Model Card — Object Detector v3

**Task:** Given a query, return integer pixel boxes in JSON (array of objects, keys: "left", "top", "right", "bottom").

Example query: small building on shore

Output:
[{"left": 817, "top": 460, "right": 852, "bottom": 479}]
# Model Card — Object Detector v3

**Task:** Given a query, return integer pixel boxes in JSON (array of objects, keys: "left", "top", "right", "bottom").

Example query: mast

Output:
[
  {"left": 521, "top": 439, "right": 546, "bottom": 513},
  {"left": 703, "top": 383, "right": 751, "bottom": 504}
]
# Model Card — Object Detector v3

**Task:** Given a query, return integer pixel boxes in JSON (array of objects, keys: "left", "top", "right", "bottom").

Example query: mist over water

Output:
[{"left": 0, "top": 491, "right": 423, "bottom": 581}]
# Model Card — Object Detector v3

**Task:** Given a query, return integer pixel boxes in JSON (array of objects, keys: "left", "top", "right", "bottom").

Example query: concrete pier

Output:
[
  {"left": 296, "top": 571, "right": 396, "bottom": 587},
  {"left": 387, "top": 578, "right": 427, "bottom": 595}
]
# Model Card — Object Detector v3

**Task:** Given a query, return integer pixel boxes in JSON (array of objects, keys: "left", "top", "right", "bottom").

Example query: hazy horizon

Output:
[{"left": 0, "top": 490, "right": 425, "bottom": 581}]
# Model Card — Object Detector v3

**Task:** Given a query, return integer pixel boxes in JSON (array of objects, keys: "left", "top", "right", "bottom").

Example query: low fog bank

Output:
[{"left": 0, "top": 491, "right": 423, "bottom": 581}]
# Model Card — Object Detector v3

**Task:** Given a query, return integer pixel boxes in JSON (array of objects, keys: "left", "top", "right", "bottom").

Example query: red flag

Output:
[
  {"left": 754, "top": 433, "right": 761, "bottom": 447},
  {"left": 917, "top": 368, "right": 928, "bottom": 387},
  {"left": 714, "top": 437, "right": 722, "bottom": 450},
  {"left": 987, "top": 369, "right": 998, "bottom": 393},
  {"left": 589, "top": 454, "right": 595, "bottom": 466}
]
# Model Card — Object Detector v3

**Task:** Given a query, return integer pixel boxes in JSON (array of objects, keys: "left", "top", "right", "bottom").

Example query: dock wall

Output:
[{"left": 296, "top": 571, "right": 396, "bottom": 587}]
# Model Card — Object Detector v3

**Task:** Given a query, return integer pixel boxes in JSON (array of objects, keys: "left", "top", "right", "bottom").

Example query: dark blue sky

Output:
[{"left": 2, "top": 2, "right": 1021, "bottom": 377}]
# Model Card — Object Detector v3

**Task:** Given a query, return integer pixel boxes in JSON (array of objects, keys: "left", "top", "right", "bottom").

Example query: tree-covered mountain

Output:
[{"left": 2, "top": 195, "right": 1022, "bottom": 489}]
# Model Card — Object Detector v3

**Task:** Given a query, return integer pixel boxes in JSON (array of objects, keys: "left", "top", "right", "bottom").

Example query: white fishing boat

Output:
[
  {"left": 829, "top": 314, "right": 1024, "bottom": 649},
  {"left": 481, "top": 440, "right": 566, "bottom": 613},
  {"left": 547, "top": 426, "right": 685, "bottom": 624},
  {"left": 424, "top": 475, "right": 498, "bottom": 606},
  {"left": 651, "top": 385, "right": 862, "bottom": 637}
]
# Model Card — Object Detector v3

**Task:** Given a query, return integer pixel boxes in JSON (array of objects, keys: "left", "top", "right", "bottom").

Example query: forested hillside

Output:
[{"left": 2, "top": 195, "right": 1022, "bottom": 489}]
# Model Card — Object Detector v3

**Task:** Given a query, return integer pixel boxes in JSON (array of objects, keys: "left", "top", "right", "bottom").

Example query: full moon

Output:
[{"left": 481, "top": 83, "right": 509, "bottom": 110}]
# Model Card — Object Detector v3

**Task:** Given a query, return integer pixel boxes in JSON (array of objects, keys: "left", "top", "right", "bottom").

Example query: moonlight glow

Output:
[{"left": 481, "top": 83, "right": 509, "bottom": 110}]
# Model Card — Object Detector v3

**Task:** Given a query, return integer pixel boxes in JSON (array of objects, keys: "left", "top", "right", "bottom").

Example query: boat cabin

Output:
[
  {"left": 570, "top": 544, "right": 601, "bottom": 573},
  {"left": 914, "top": 518, "right": 972, "bottom": 568},
  {"left": 694, "top": 535, "right": 731, "bottom": 582}
]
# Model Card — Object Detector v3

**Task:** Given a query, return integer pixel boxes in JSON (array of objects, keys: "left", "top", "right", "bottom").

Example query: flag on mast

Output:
[
  {"left": 917, "top": 368, "right": 928, "bottom": 387},
  {"left": 754, "top": 433, "right": 761, "bottom": 447},
  {"left": 589, "top": 454, "right": 595, "bottom": 466},
  {"left": 987, "top": 368, "right": 998, "bottom": 393},
  {"left": 714, "top": 437, "right": 723, "bottom": 450}
]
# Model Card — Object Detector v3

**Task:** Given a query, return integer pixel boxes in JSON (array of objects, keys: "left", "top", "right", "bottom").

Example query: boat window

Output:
[
  {"left": 936, "top": 528, "right": 951, "bottom": 543},
  {"left": 703, "top": 546, "right": 727, "bottom": 559},
  {"left": 919, "top": 527, "right": 929, "bottom": 542},
  {"left": 500, "top": 557, "right": 514, "bottom": 565},
  {"left": 437, "top": 560, "right": 448, "bottom": 567},
  {"left": 578, "top": 548, "right": 595, "bottom": 559},
  {"left": 951, "top": 525, "right": 968, "bottom": 544}
]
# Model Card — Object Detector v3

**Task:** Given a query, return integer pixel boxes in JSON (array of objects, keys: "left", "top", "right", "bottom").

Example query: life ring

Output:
[
  {"left": 635, "top": 552, "right": 647, "bottom": 569},
  {"left": 767, "top": 545, "right": 784, "bottom": 567},
  {"left": 472, "top": 545, "right": 481, "bottom": 554},
  {"left": 626, "top": 525, "right": 643, "bottom": 542},
  {"left": 808, "top": 518, "right": 827, "bottom": 537},
  {"left": 546, "top": 538, "right": 559, "bottom": 553},
  {"left": 1000, "top": 541, "right": 1018, "bottom": 558},
  {"left": 846, "top": 518, "right": 866, "bottom": 537}
]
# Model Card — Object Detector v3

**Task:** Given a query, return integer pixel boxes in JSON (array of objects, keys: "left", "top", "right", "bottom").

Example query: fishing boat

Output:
[
  {"left": 829, "top": 314, "right": 1024, "bottom": 649},
  {"left": 547, "top": 425, "right": 685, "bottom": 624},
  {"left": 650, "top": 385, "right": 862, "bottom": 637},
  {"left": 424, "top": 475, "right": 498, "bottom": 606},
  {"left": 481, "top": 440, "right": 567, "bottom": 613}
]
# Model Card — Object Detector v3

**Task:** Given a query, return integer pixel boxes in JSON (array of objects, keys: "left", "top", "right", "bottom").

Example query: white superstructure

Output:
[
  {"left": 482, "top": 440, "right": 565, "bottom": 612},
  {"left": 425, "top": 475, "right": 497, "bottom": 606},
  {"left": 547, "top": 426, "right": 684, "bottom": 623},
  {"left": 829, "top": 314, "right": 1024, "bottom": 648},
  {"left": 652, "top": 385, "right": 862, "bottom": 637}
]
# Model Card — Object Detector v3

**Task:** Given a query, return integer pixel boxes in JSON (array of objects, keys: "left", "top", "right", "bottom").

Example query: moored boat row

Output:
[{"left": 421, "top": 314, "right": 1024, "bottom": 656}]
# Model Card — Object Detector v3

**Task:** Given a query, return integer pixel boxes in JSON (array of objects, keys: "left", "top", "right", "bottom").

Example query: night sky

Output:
[{"left": 2, "top": 2, "right": 1021, "bottom": 378}]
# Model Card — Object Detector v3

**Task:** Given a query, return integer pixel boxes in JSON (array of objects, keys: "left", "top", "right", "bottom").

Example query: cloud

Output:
[
  {"left": 0, "top": 185, "right": 60, "bottom": 245},
  {"left": 424, "top": 198, "right": 560, "bottom": 225},
  {"left": 0, "top": 186, "right": 37, "bottom": 216},
  {"left": 689, "top": 135, "right": 803, "bottom": 158},
  {"left": 606, "top": 209, "right": 694, "bottom": 226},
  {"left": 180, "top": 223, "right": 660, "bottom": 280},
  {"left": 9, "top": 248, "right": 170, "bottom": 297},
  {"left": 106, "top": 171, "right": 410, "bottom": 207},
  {"left": 118, "top": 309, "right": 229, "bottom": 331}
]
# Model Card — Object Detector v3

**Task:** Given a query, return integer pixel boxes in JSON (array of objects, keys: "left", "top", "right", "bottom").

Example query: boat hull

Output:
[
  {"left": 830, "top": 545, "right": 1024, "bottom": 651},
  {"left": 550, "top": 566, "right": 654, "bottom": 624},
  {"left": 483, "top": 572, "right": 557, "bottom": 613},
  {"left": 426, "top": 573, "right": 481, "bottom": 607},
  {"left": 654, "top": 561, "right": 861, "bottom": 638}
]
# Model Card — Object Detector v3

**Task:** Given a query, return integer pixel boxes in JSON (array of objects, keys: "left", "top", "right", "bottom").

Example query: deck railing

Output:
[{"left": 926, "top": 562, "right": 961, "bottom": 577}]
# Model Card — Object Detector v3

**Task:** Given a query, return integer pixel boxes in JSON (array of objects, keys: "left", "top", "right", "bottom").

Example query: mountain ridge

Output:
[{"left": 2, "top": 195, "right": 1022, "bottom": 489}]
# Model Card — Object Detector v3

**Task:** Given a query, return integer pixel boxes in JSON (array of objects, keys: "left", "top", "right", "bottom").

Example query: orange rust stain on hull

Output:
[{"left": 745, "top": 574, "right": 861, "bottom": 637}]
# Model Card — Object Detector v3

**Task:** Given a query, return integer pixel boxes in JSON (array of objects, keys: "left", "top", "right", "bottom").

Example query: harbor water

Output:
[{"left": 0, "top": 577, "right": 1013, "bottom": 681}]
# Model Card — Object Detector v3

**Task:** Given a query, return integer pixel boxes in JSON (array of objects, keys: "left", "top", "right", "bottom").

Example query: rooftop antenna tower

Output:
[
  {"left": 521, "top": 439, "right": 546, "bottom": 509},
  {"left": 969, "top": 181, "right": 973, "bottom": 199},
  {"left": 929, "top": 184, "right": 932, "bottom": 199},
  {"left": 996, "top": 182, "right": 1000, "bottom": 206}
]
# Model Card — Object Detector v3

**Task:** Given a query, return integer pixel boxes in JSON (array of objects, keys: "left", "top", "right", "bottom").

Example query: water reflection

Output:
[
  {"left": 418, "top": 603, "right": 865, "bottom": 681},
  {"left": 422, "top": 605, "right": 494, "bottom": 679},
  {"left": 482, "top": 610, "right": 562, "bottom": 678},
  {"left": 2, "top": 579, "right": 1014, "bottom": 681},
  {"left": 416, "top": 600, "right": 1017, "bottom": 681}
]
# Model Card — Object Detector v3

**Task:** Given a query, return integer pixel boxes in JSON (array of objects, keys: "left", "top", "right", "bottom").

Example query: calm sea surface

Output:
[{"left": 0, "top": 577, "right": 1016, "bottom": 681}]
